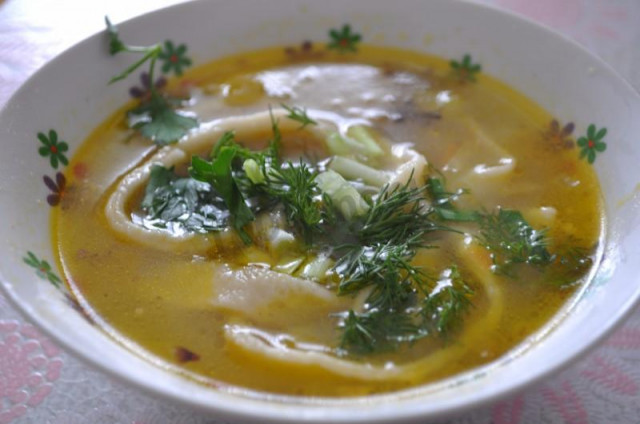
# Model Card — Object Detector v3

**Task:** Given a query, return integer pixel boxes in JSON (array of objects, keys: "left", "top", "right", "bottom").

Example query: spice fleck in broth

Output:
[{"left": 53, "top": 40, "right": 602, "bottom": 397}]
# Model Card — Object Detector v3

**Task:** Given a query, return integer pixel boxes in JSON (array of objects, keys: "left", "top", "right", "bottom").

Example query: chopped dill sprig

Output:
[
  {"left": 339, "top": 310, "right": 424, "bottom": 355},
  {"left": 544, "top": 244, "right": 594, "bottom": 288},
  {"left": 421, "top": 266, "right": 473, "bottom": 335},
  {"left": 264, "top": 162, "right": 325, "bottom": 244},
  {"left": 334, "top": 234, "right": 429, "bottom": 296},
  {"left": 477, "top": 209, "right": 552, "bottom": 275},
  {"left": 356, "top": 180, "right": 438, "bottom": 245},
  {"left": 267, "top": 106, "right": 282, "bottom": 164},
  {"left": 281, "top": 103, "right": 317, "bottom": 129},
  {"left": 331, "top": 180, "right": 470, "bottom": 354}
]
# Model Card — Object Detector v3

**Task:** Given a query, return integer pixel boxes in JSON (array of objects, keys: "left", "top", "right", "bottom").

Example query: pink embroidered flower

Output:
[
  {"left": 542, "top": 380, "right": 589, "bottom": 424},
  {"left": 492, "top": 394, "right": 524, "bottom": 424},
  {"left": 0, "top": 320, "right": 63, "bottom": 423}
]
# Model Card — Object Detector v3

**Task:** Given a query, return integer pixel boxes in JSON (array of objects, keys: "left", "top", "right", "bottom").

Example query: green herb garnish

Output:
[
  {"left": 427, "top": 177, "right": 480, "bottom": 222},
  {"left": 187, "top": 117, "right": 324, "bottom": 245},
  {"left": 132, "top": 100, "right": 591, "bottom": 357},
  {"left": 357, "top": 181, "right": 437, "bottom": 246},
  {"left": 263, "top": 162, "right": 325, "bottom": 244},
  {"left": 281, "top": 103, "right": 317, "bottom": 129},
  {"left": 544, "top": 245, "right": 594, "bottom": 288},
  {"left": 332, "top": 181, "right": 466, "bottom": 354},
  {"left": 450, "top": 54, "right": 482, "bottom": 83},
  {"left": 190, "top": 147, "right": 255, "bottom": 244},
  {"left": 421, "top": 266, "right": 473, "bottom": 335},
  {"left": 142, "top": 165, "right": 228, "bottom": 233},
  {"left": 339, "top": 310, "right": 423, "bottom": 355},
  {"left": 105, "top": 17, "right": 197, "bottom": 145},
  {"left": 127, "top": 95, "right": 198, "bottom": 145},
  {"left": 477, "top": 209, "right": 553, "bottom": 275},
  {"left": 334, "top": 235, "right": 428, "bottom": 297}
]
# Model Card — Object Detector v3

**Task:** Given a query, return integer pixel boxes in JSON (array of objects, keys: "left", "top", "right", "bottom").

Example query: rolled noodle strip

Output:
[
  {"left": 105, "top": 109, "right": 334, "bottom": 253},
  {"left": 211, "top": 264, "right": 351, "bottom": 320},
  {"left": 446, "top": 118, "right": 516, "bottom": 179},
  {"left": 224, "top": 239, "right": 504, "bottom": 383},
  {"left": 104, "top": 147, "right": 220, "bottom": 252},
  {"left": 178, "top": 109, "right": 330, "bottom": 156},
  {"left": 388, "top": 144, "right": 428, "bottom": 188},
  {"left": 224, "top": 324, "right": 409, "bottom": 382}
]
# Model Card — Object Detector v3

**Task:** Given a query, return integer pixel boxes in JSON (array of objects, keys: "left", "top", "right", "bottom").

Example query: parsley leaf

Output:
[
  {"left": 104, "top": 17, "right": 198, "bottom": 145},
  {"left": 141, "top": 165, "right": 228, "bottom": 233},
  {"left": 190, "top": 147, "right": 255, "bottom": 244},
  {"left": 128, "top": 95, "right": 198, "bottom": 146},
  {"left": 105, "top": 16, "right": 126, "bottom": 55},
  {"left": 426, "top": 177, "right": 480, "bottom": 222}
]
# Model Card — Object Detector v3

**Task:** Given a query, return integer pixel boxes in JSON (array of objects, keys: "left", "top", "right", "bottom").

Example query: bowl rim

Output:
[{"left": 2, "top": 0, "right": 640, "bottom": 422}]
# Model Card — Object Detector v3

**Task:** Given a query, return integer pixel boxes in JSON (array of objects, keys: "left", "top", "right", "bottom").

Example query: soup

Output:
[{"left": 53, "top": 36, "right": 602, "bottom": 397}]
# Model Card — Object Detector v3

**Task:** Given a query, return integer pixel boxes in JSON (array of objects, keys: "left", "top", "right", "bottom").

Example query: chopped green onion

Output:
[
  {"left": 274, "top": 256, "right": 306, "bottom": 275},
  {"left": 297, "top": 254, "right": 334, "bottom": 281},
  {"left": 324, "top": 125, "right": 385, "bottom": 159},
  {"left": 346, "top": 125, "right": 385, "bottom": 157},
  {"left": 242, "top": 159, "right": 265, "bottom": 184},
  {"left": 329, "top": 156, "right": 389, "bottom": 187},
  {"left": 325, "top": 132, "right": 352, "bottom": 156},
  {"left": 316, "top": 170, "right": 369, "bottom": 220},
  {"left": 427, "top": 177, "right": 479, "bottom": 222}
]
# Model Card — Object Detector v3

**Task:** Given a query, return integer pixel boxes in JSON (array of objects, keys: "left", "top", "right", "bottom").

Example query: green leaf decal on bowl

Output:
[
  {"left": 328, "top": 24, "right": 362, "bottom": 53},
  {"left": 37, "top": 130, "right": 69, "bottom": 169},
  {"left": 450, "top": 54, "right": 482, "bottom": 82},
  {"left": 23, "top": 251, "right": 62, "bottom": 289},
  {"left": 158, "top": 40, "right": 192, "bottom": 76},
  {"left": 577, "top": 124, "right": 607, "bottom": 164}
]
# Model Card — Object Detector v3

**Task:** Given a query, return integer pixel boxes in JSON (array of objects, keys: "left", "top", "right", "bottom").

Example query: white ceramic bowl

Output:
[{"left": 2, "top": 0, "right": 640, "bottom": 422}]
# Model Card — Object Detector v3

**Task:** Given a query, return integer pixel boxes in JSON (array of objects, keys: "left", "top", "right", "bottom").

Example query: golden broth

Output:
[{"left": 53, "top": 46, "right": 602, "bottom": 397}]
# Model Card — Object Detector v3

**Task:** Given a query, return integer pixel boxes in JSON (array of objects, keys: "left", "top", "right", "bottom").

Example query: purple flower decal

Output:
[
  {"left": 285, "top": 41, "right": 325, "bottom": 61},
  {"left": 43, "top": 172, "right": 66, "bottom": 207},
  {"left": 129, "top": 72, "right": 167, "bottom": 99},
  {"left": 545, "top": 119, "right": 575, "bottom": 149}
]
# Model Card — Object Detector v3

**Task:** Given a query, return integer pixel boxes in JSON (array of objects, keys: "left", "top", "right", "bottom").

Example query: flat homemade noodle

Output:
[
  {"left": 105, "top": 108, "right": 427, "bottom": 254},
  {"left": 220, "top": 240, "right": 503, "bottom": 383},
  {"left": 105, "top": 109, "right": 324, "bottom": 254},
  {"left": 104, "top": 108, "right": 514, "bottom": 383}
]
